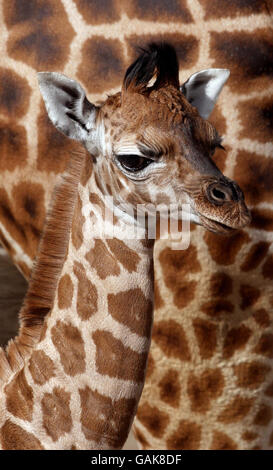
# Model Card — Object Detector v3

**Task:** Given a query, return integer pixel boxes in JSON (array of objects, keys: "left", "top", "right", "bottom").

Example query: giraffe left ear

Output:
[{"left": 181, "top": 69, "right": 230, "bottom": 119}]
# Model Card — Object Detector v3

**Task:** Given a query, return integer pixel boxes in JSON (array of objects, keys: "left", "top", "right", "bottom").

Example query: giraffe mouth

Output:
[{"left": 197, "top": 214, "right": 237, "bottom": 234}]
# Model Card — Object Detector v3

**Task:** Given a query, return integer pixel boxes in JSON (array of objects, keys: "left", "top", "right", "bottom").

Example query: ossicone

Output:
[{"left": 123, "top": 42, "right": 180, "bottom": 94}]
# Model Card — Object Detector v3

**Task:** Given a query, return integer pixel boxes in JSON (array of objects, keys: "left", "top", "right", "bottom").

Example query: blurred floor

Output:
[{"left": 0, "top": 247, "right": 27, "bottom": 347}]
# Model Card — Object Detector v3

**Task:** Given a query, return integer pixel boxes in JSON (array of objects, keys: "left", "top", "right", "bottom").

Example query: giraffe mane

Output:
[
  {"left": 123, "top": 42, "right": 180, "bottom": 93},
  {"left": 0, "top": 148, "right": 85, "bottom": 385}
]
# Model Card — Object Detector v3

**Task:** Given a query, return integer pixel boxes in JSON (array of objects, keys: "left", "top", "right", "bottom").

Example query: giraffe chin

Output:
[
  {"left": 194, "top": 203, "right": 252, "bottom": 235},
  {"left": 197, "top": 215, "right": 241, "bottom": 235}
]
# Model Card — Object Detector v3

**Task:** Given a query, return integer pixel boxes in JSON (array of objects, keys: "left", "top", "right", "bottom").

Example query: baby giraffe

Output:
[{"left": 0, "top": 44, "right": 250, "bottom": 449}]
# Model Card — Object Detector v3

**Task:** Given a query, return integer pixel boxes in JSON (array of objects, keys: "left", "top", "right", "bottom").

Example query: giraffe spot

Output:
[
  {"left": 11, "top": 182, "right": 46, "bottom": 258},
  {"left": 187, "top": 368, "right": 224, "bottom": 413},
  {"left": 251, "top": 208, "right": 273, "bottom": 232},
  {"left": 234, "top": 361, "right": 271, "bottom": 390},
  {"left": 106, "top": 239, "right": 141, "bottom": 273},
  {"left": 158, "top": 369, "right": 181, "bottom": 408},
  {"left": 86, "top": 239, "right": 120, "bottom": 279},
  {"left": 79, "top": 385, "right": 136, "bottom": 447},
  {"left": 234, "top": 151, "right": 273, "bottom": 206},
  {"left": 200, "top": 0, "right": 267, "bottom": 19},
  {"left": 0, "top": 121, "right": 28, "bottom": 172},
  {"left": 192, "top": 318, "right": 218, "bottom": 359},
  {"left": 71, "top": 195, "right": 85, "bottom": 250},
  {"left": 0, "top": 420, "right": 44, "bottom": 450},
  {"left": 5, "top": 370, "right": 33, "bottom": 421},
  {"left": 125, "top": 0, "right": 192, "bottom": 22},
  {"left": 57, "top": 274, "right": 73, "bottom": 310},
  {"left": 3, "top": 0, "right": 52, "bottom": 26},
  {"left": 78, "top": 37, "right": 125, "bottom": 94},
  {"left": 12, "top": 32, "right": 61, "bottom": 68},
  {"left": 204, "top": 230, "right": 250, "bottom": 265},
  {"left": 218, "top": 396, "right": 254, "bottom": 423},
  {"left": 253, "top": 309, "right": 270, "bottom": 328},
  {"left": 133, "top": 426, "right": 148, "bottom": 450},
  {"left": 0, "top": 189, "right": 26, "bottom": 245},
  {"left": 23, "top": 196, "right": 37, "bottom": 219},
  {"left": 143, "top": 351, "right": 155, "bottom": 381},
  {"left": 166, "top": 419, "right": 201, "bottom": 450},
  {"left": 209, "top": 272, "right": 233, "bottom": 296},
  {"left": 73, "top": 261, "right": 98, "bottom": 320},
  {"left": 269, "top": 430, "right": 273, "bottom": 447},
  {"left": 89, "top": 192, "right": 105, "bottom": 213},
  {"left": 262, "top": 254, "right": 273, "bottom": 279},
  {"left": 29, "top": 350, "right": 55, "bottom": 385},
  {"left": 210, "top": 30, "right": 273, "bottom": 93},
  {"left": 37, "top": 107, "right": 78, "bottom": 174},
  {"left": 223, "top": 325, "right": 252, "bottom": 359},
  {"left": 159, "top": 244, "right": 200, "bottom": 309},
  {"left": 253, "top": 333, "right": 273, "bottom": 358},
  {"left": 239, "top": 95, "right": 273, "bottom": 144},
  {"left": 0, "top": 67, "right": 30, "bottom": 118},
  {"left": 76, "top": 0, "right": 121, "bottom": 24},
  {"left": 201, "top": 299, "right": 234, "bottom": 318},
  {"left": 126, "top": 33, "right": 198, "bottom": 70},
  {"left": 4, "top": 0, "right": 75, "bottom": 70},
  {"left": 154, "top": 278, "right": 164, "bottom": 310},
  {"left": 92, "top": 329, "right": 147, "bottom": 382},
  {"left": 107, "top": 288, "right": 153, "bottom": 337},
  {"left": 253, "top": 403, "right": 272, "bottom": 426},
  {"left": 51, "top": 320, "right": 86, "bottom": 376},
  {"left": 171, "top": 279, "right": 197, "bottom": 309},
  {"left": 137, "top": 402, "right": 169, "bottom": 439},
  {"left": 210, "top": 431, "right": 238, "bottom": 450},
  {"left": 265, "top": 381, "right": 273, "bottom": 397},
  {"left": 240, "top": 241, "right": 270, "bottom": 271},
  {"left": 242, "top": 431, "right": 258, "bottom": 442},
  {"left": 41, "top": 387, "right": 72, "bottom": 442},
  {"left": 13, "top": 182, "right": 45, "bottom": 227},
  {"left": 152, "top": 319, "right": 191, "bottom": 361},
  {"left": 240, "top": 284, "right": 260, "bottom": 310}
]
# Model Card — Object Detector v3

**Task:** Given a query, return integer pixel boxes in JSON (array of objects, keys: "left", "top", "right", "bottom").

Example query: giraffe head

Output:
[{"left": 38, "top": 43, "right": 251, "bottom": 234}]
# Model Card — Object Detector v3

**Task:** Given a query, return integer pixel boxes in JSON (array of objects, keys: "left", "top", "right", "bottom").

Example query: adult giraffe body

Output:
[{"left": 0, "top": 0, "right": 272, "bottom": 450}]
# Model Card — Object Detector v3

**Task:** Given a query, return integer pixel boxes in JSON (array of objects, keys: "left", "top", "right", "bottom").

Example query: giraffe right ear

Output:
[
  {"left": 181, "top": 69, "right": 230, "bottom": 119},
  {"left": 37, "top": 72, "right": 98, "bottom": 142}
]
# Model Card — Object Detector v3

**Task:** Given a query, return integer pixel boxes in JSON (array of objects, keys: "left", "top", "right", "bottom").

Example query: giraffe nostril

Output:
[{"left": 207, "top": 184, "right": 230, "bottom": 205}]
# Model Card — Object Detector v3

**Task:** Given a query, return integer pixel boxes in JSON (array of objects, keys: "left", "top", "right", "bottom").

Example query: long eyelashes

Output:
[{"left": 116, "top": 154, "right": 153, "bottom": 172}]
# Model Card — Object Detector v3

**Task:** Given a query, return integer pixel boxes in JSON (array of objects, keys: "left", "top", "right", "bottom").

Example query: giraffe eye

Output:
[{"left": 116, "top": 155, "right": 153, "bottom": 172}]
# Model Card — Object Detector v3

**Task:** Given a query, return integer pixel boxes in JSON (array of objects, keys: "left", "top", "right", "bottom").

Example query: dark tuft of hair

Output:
[{"left": 123, "top": 42, "right": 179, "bottom": 92}]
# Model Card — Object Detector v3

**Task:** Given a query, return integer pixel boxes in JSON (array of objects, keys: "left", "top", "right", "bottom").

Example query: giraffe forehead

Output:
[
  {"left": 102, "top": 87, "right": 194, "bottom": 131},
  {"left": 102, "top": 92, "right": 216, "bottom": 157}
]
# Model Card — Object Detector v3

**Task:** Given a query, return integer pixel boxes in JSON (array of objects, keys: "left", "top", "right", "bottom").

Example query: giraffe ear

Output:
[
  {"left": 181, "top": 69, "right": 230, "bottom": 119},
  {"left": 37, "top": 72, "right": 98, "bottom": 141}
]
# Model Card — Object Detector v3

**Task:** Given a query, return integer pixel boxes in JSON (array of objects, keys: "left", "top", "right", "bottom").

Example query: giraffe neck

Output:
[{"left": 0, "top": 153, "right": 155, "bottom": 449}]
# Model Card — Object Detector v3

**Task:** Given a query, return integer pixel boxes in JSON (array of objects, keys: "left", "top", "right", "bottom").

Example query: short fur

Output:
[{"left": 0, "top": 149, "right": 85, "bottom": 384}]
